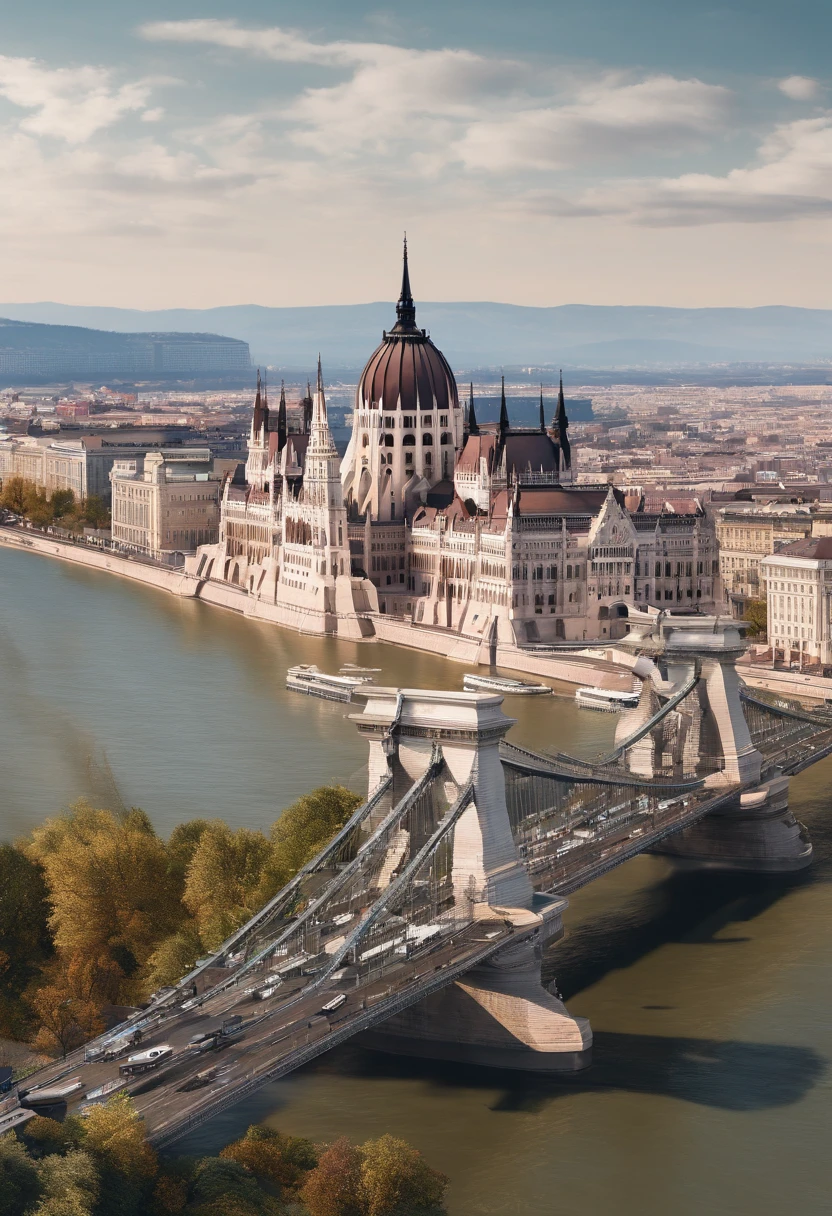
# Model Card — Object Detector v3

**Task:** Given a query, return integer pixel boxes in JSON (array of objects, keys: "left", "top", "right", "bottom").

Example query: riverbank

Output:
[{"left": 0, "top": 525, "right": 628, "bottom": 691}]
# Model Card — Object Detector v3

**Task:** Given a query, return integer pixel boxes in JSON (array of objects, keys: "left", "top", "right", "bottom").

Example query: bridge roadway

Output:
[{"left": 20, "top": 912, "right": 520, "bottom": 1148}]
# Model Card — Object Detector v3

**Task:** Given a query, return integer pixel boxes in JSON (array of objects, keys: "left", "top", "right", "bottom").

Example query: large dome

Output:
[{"left": 357, "top": 242, "right": 459, "bottom": 415}]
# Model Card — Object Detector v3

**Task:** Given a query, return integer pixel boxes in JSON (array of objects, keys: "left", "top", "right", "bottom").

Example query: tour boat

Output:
[
  {"left": 286, "top": 664, "right": 373, "bottom": 703},
  {"left": 463, "top": 673, "right": 552, "bottom": 695},
  {"left": 574, "top": 686, "right": 640, "bottom": 712}
]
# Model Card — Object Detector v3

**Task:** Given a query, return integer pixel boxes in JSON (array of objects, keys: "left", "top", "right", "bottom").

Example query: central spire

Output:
[{"left": 394, "top": 234, "right": 417, "bottom": 331}]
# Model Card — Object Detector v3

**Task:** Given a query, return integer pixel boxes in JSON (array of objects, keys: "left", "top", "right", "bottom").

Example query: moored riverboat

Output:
[
  {"left": 575, "top": 686, "right": 640, "bottom": 712},
  {"left": 286, "top": 664, "right": 373, "bottom": 702},
  {"left": 463, "top": 673, "right": 552, "bottom": 695}
]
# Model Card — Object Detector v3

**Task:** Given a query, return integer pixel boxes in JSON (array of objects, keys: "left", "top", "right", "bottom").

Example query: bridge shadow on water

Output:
[
  {"left": 174, "top": 1030, "right": 825, "bottom": 1157},
  {"left": 549, "top": 797, "right": 832, "bottom": 1003}
]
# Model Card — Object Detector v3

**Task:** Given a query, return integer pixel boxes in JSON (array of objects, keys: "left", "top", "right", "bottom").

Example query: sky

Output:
[{"left": 3, "top": 0, "right": 832, "bottom": 310}]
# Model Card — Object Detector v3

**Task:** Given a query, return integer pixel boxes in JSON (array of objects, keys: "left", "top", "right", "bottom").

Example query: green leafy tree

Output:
[
  {"left": 0, "top": 1132, "right": 43, "bottom": 1216},
  {"left": 183, "top": 824, "right": 272, "bottom": 951},
  {"left": 145, "top": 921, "right": 204, "bottom": 990},
  {"left": 0, "top": 844, "right": 51, "bottom": 1038},
  {"left": 22, "top": 1115, "right": 84, "bottom": 1160},
  {"left": 186, "top": 1157, "right": 274, "bottom": 1216},
  {"left": 300, "top": 1137, "right": 363, "bottom": 1216},
  {"left": 260, "top": 786, "right": 361, "bottom": 899},
  {"left": 49, "top": 489, "right": 76, "bottom": 520},
  {"left": 359, "top": 1135, "right": 448, "bottom": 1216},
  {"left": 33, "top": 1149, "right": 100, "bottom": 1216},
  {"left": 80, "top": 496, "right": 109, "bottom": 530},
  {"left": 743, "top": 598, "right": 768, "bottom": 639}
]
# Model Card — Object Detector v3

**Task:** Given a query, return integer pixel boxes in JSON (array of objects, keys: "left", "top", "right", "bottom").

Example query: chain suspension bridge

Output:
[{"left": 7, "top": 611, "right": 832, "bottom": 1147}]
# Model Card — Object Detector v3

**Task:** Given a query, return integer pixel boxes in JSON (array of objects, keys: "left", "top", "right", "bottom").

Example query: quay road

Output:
[{"left": 16, "top": 914, "right": 520, "bottom": 1148}]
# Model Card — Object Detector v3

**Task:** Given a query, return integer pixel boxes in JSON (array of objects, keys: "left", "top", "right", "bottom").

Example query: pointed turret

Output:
[
  {"left": 468, "top": 382, "right": 479, "bottom": 436},
  {"left": 393, "top": 234, "right": 417, "bottom": 332},
  {"left": 277, "top": 380, "right": 287, "bottom": 452},
  {"left": 553, "top": 369, "right": 571, "bottom": 473},
  {"left": 539, "top": 384, "right": 545, "bottom": 433}
]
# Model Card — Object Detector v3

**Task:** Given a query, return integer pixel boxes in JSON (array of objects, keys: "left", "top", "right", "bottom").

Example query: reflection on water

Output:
[{"left": 3, "top": 548, "right": 832, "bottom": 1215}]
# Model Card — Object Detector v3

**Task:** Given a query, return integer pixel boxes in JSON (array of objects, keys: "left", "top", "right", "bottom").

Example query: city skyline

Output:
[{"left": 2, "top": 1, "right": 832, "bottom": 310}]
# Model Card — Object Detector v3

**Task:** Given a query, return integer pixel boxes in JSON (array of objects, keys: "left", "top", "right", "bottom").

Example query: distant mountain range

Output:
[{"left": 1, "top": 302, "right": 832, "bottom": 370}]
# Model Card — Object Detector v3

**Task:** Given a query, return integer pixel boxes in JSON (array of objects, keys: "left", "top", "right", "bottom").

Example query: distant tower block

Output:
[{"left": 353, "top": 689, "right": 591, "bottom": 1071}]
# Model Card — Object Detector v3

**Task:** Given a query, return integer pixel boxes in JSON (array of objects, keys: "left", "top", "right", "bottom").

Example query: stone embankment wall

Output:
[{"left": 0, "top": 526, "right": 629, "bottom": 689}]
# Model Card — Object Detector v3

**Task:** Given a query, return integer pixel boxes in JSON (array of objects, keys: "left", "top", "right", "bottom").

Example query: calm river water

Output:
[{"left": 2, "top": 546, "right": 831, "bottom": 1215}]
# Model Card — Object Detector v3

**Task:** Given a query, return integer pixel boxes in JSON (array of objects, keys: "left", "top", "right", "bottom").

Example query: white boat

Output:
[
  {"left": 574, "top": 686, "right": 640, "bottom": 712},
  {"left": 463, "top": 673, "right": 552, "bottom": 695},
  {"left": 286, "top": 664, "right": 373, "bottom": 703}
]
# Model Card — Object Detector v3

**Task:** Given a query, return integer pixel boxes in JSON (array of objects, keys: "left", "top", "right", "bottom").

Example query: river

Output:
[{"left": 2, "top": 546, "right": 831, "bottom": 1215}]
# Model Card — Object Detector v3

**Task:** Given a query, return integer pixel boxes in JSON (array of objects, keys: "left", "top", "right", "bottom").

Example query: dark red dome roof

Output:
[{"left": 357, "top": 242, "right": 459, "bottom": 414}]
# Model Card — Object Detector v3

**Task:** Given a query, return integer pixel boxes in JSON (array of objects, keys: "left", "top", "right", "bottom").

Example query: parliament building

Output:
[{"left": 188, "top": 244, "right": 718, "bottom": 643}]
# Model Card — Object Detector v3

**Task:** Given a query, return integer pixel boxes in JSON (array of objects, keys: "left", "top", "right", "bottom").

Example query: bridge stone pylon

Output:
[{"left": 353, "top": 689, "right": 592, "bottom": 1071}]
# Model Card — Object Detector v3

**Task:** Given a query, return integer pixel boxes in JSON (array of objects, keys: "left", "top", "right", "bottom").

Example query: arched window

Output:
[
  {"left": 424, "top": 451, "right": 433, "bottom": 466},
  {"left": 362, "top": 433, "right": 369, "bottom": 448},
  {"left": 384, "top": 434, "right": 394, "bottom": 447},
  {"left": 440, "top": 432, "right": 452, "bottom": 445},
  {"left": 422, "top": 433, "right": 433, "bottom": 445},
  {"left": 402, "top": 433, "right": 416, "bottom": 446}
]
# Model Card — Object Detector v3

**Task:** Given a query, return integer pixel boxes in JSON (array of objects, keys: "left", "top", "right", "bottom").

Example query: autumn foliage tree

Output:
[{"left": 26, "top": 802, "right": 185, "bottom": 1003}]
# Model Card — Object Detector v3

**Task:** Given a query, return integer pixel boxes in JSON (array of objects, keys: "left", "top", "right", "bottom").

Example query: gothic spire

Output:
[
  {"left": 499, "top": 375, "right": 509, "bottom": 436},
  {"left": 252, "top": 367, "right": 263, "bottom": 439},
  {"left": 262, "top": 370, "right": 269, "bottom": 433},
  {"left": 553, "top": 369, "right": 571, "bottom": 472},
  {"left": 468, "top": 382, "right": 479, "bottom": 435},
  {"left": 277, "top": 379, "right": 287, "bottom": 452},
  {"left": 394, "top": 234, "right": 417, "bottom": 331},
  {"left": 539, "top": 384, "right": 545, "bottom": 432},
  {"left": 316, "top": 353, "right": 326, "bottom": 417}
]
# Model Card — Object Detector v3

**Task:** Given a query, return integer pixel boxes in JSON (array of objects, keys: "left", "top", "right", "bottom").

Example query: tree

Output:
[
  {"left": 26, "top": 801, "right": 184, "bottom": 1001},
  {"left": 50, "top": 489, "right": 75, "bottom": 520},
  {"left": 221, "top": 1125, "right": 317, "bottom": 1196},
  {"left": 0, "top": 844, "right": 51, "bottom": 1038},
  {"left": 23, "top": 485, "right": 54, "bottom": 527},
  {"left": 186, "top": 1157, "right": 273, "bottom": 1216},
  {"left": 150, "top": 1173, "right": 189, "bottom": 1215},
  {"left": 743, "top": 598, "right": 767, "bottom": 639},
  {"left": 29, "top": 980, "right": 104, "bottom": 1058},
  {"left": 22, "top": 1115, "right": 84, "bottom": 1160},
  {"left": 78, "top": 1093, "right": 158, "bottom": 1215},
  {"left": 0, "top": 475, "right": 29, "bottom": 515},
  {"left": 145, "top": 922, "right": 204, "bottom": 990},
  {"left": 359, "top": 1135, "right": 448, "bottom": 1216},
  {"left": 300, "top": 1137, "right": 363, "bottom": 1216},
  {"left": 33, "top": 1150, "right": 100, "bottom": 1216},
  {"left": 183, "top": 824, "right": 272, "bottom": 951},
  {"left": 260, "top": 786, "right": 361, "bottom": 899},
  {"left": 80, "top": 496, "right": 109, "bottom": 530},
  {"left": 166, "top": 820, "right": 212, "bottom": 894},
  {"left": 0, "top": 1132, "right": 42, "bottom": 1216}
]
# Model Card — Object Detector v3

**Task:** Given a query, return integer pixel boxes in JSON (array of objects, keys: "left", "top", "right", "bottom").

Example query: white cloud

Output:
[
  {"left": 0, "top": 55, "right": 153, "bottom": 143},
  {"left": 454, "top": 74, "right": 731, "bottom": 171},
  {"left": 141, "top": 107, "right": 165, "bottom": 123},
  {"left": 778, "top": 76, "right": 820, "bottom": 102},
  {"left": 522, "top": 115, "right": 832, "bottom": 225}
]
